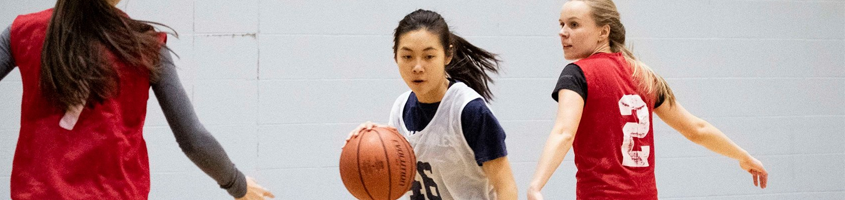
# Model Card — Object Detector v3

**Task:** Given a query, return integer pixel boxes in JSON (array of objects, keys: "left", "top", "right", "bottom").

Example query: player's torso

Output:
[
  {"left": 389, "top": 83, "right": 496, "bottom": 200},
  {"left": 572, "top": 53, "right": 657, "bottom": 199}
]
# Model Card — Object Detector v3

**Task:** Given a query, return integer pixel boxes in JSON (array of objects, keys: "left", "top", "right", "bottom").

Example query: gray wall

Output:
[{"left": 1, "top": 0, "right": 843, "bottom": 199}]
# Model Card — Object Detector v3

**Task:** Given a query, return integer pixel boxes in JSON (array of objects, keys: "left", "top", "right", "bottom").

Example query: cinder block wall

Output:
[{"left": 1, "top": 0, "right": 842, "bottom": 199}]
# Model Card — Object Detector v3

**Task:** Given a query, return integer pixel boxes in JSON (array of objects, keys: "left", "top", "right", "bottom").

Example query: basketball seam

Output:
[
  {"left": 375, "top": 129, "right": 393, "bottom": 199},
  {"left": 357, "top": 131, "right": 376, "bottom": 200}
]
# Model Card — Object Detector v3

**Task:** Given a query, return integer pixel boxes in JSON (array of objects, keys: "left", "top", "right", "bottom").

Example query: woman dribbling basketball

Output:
[{"left": 347, "top": 9, "right": 518, "bottom": 200}]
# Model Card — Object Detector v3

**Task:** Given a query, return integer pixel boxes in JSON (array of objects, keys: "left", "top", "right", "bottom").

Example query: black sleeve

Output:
[
  {"left": 654, "top": 90, "right": 666, "bottom": 109},
  {"left": 551, "top": 63, "right": 586, "bottom": 102},
  {"left": 150, "top": 48, "right": 247, "bottom": 198},
  {"left": 0, "top": 25, "right": 15, "bottom": 81},
  {"left": 461, "top": 98, "right": 508, "bottom": 166}
]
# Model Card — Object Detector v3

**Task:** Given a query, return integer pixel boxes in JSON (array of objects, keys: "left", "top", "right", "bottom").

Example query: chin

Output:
[
  {"left": 563, "top": 53, "right": 577, "bottom": 61},
  {"left": 405, "top": 84, "right": 424, "bottom": 94},
  {"left": 563, "top": 52, "right": 586, "bottom": 61}
]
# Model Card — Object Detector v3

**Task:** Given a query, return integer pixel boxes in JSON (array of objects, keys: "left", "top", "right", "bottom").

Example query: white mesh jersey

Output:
[{"left": 388, "top": 82, "right": 496, "bottom": 200}]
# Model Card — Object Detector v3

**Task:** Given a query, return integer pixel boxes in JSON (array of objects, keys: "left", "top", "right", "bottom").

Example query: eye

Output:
[
  {"left": 402, "top": 55, "right": 412, "bottom": 60},
  {"left": 425, "top": 55, "right": 435, "bottom": 59},
  {"left": 559, "top": 22, "right": 565, "bottom": 28},
  {"left": 571, "top": 22, "right": 578, "bottom": 28}
]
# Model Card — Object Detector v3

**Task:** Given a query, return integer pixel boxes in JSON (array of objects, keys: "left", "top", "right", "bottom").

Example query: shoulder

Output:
[
  {"left": 560, "top": 63, "right": 584, "bottom": 76},
  {"left": 461, "top": 98, "right": 493, "bottom": 120},
  {"left": 390, "top": 91, "right": 413, "bottom": 111},
  {"left": 11, "top": 9, "right": 53, "bottom": 36},
  {"left": 13, "top": 9, "right": 53, "bottom": 25},
  {"left": 450, "top": 81, "right": 484, "bottom": 104}
]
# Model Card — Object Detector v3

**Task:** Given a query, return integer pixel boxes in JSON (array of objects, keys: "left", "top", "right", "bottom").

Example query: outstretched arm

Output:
[
  {"left": 151, "top": 48, "right": 257, "bottom": 198},
  {"left": 527, "top": 90, "right": 584, "bottom": 200},
  {"left": 654, "top": 102, "right": 768, "bottom": 189}
]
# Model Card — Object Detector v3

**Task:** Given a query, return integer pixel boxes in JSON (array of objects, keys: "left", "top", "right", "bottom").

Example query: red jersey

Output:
[
  {"left": 572, "top": 52, "right": 657, "bottom": 199},
  {"left": 9, "top": 9, "right": 165, "bottom": 199}
]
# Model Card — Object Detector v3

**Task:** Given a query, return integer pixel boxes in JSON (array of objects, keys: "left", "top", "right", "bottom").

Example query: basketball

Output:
[{"left": 340, "top": 126, "right": 416, "bottom": 200}]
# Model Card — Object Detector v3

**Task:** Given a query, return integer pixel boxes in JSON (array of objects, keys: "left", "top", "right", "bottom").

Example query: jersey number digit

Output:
[
  {"left": 410, "top": 161, "right": 441, "bottom": 200},
  {"left": 619, "top": 95, "right": 650, "bottom": 167}
]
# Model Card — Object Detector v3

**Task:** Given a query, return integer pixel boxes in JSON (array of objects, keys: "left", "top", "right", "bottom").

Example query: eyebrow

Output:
[
  {"left": 559, "top": 17, "right": 580, "bottom": 23},
  {"left": 399, "top": 47, "right": 438, "bottom": 52}
]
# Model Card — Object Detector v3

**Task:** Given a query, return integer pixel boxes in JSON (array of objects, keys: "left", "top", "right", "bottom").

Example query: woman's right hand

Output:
[
  {"left": 344, "top": 121, "right": 388, "bottom": 146},
  {"left": 235, "top": 177, "right": 274, "bottom": 200}
]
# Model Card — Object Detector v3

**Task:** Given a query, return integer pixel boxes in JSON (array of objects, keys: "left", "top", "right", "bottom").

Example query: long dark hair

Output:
[
  {"left": 41, "top": 0, "right": 171, "bottom": 111},
  {"left": 392, "top": 9, "right": 501, "bottom": 101}
]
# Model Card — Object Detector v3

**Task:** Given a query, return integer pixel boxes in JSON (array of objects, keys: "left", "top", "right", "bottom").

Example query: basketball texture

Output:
[{"left": 340, "top": 126, "right": 416, "bottom": 200}]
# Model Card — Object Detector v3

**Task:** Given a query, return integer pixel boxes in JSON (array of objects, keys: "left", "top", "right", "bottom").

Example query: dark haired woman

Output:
[
  {"left": 0, "top": 0, "right": 273, "bottom": 199},
  {"left": 346, "top": 9, "right": 518, "bottom": 200}
]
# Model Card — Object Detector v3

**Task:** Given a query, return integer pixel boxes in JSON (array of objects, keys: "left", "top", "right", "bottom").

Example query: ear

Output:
[{"left": 599, "top": 24, "right": 611, "bottom": 42}]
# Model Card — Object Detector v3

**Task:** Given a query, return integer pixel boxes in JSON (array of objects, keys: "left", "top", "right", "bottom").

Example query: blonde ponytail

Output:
[{"left": 575, "top": 0, "right": 676, "bottom": 107}]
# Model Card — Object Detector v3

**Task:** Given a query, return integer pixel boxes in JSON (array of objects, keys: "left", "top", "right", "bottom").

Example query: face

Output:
[
  {"left": 395, "top": 29, "right": 452, "bottom": 101},
  {"left": 559, "top": 1, "right": 609, "bottom": 60}
]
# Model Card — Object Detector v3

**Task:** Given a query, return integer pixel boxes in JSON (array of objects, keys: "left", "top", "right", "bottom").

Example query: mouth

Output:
[
  {"left": 412, "top": 80, "right": 425, "bottom": 84},
  {"left": 562, "top": 44, "right": 573, "bottom": 49}
]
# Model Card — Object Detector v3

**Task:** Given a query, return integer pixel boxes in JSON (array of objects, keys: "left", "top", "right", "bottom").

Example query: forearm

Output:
[
  {"left": 529, "top": 129, "right": 574, "bottom": 191},
  {"left": 495, "top": 182, "right": 518, "bottom": 200},
  {"left": 482, "top": 157, "right": 518, "bottom": 200},
  {"left": 152, "top": 48, "right": 247, "bottom": 198},
  {"left": 689, "top": 121, "right": 751, "bottom": 161}
]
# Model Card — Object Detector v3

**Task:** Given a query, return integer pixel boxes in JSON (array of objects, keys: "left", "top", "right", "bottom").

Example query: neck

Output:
[
  {"left": 591, "top": 43, "right": 612, "bottom": 55},
  {"left": 416, "top": 79, "right": 449, "bottom": 103}
]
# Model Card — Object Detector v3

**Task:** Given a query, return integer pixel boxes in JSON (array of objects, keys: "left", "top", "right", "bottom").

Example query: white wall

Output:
[{"left": 1, "top": 0, "right": 843, "bottom": 199}]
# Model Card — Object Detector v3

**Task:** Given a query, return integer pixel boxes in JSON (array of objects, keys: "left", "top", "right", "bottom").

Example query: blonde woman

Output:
[{"left": 527, "top": 1, "right": 768, "bottom": 199}]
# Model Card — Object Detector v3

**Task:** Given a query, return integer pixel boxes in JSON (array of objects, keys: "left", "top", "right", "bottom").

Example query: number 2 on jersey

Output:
[{"left": 618, "top": 95, "right": 650, "bottom": 167}]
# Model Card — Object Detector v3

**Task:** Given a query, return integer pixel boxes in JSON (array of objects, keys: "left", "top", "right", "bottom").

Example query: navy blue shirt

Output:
[{"left": 403, "top": 82, "right": 508, "bottom": 166}]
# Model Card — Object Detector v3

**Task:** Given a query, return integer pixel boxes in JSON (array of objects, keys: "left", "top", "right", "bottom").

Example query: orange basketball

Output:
[{"left": 340, "top": 126, "right": 416, "bottom": 200}]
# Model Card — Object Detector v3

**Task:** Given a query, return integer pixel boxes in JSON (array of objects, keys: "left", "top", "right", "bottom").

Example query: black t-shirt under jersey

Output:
[{"left": 552, "top": 63, "right": 666, "bottom": 108}]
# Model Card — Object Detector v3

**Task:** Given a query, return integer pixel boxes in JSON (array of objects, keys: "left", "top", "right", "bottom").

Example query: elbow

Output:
[
  {"left": 494, "top": 182, "right": 519, "bottom": 200},
  {"left": 177, "top": 140, "right": 199, "bottom": 156},
  {"left": 682, "top": 121, "right": 709, "bottom": 143},
  {"left": 551, "top": 128, "right": 576, "bottom": 144}
]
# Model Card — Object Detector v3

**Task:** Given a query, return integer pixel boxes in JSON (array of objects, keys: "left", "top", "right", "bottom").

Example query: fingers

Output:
[
  {"left": 346, "top": 122, "right": 380, "bottom": 140},
  {"left": 752, "top": 170, "right": 759, "bottom": 187},
  {"left": 365, "top": 121, "right": 375, "bottom": 130},
  {"left": 759, "top": 170, "right": 768, "bottom": 189},
  {"left": 345, "top": 123, "right": 368, "bottom": 144},
  {"left": 344, "top": 122, "right": 393, "bottom": 149},
  {"left": 256, "top": 183, "right": 274, "bottom": 198}
]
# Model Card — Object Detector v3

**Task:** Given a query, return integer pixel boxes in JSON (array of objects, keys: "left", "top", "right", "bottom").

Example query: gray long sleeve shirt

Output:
[{"left": 0, "top": 26, "right": 247, "bottom": 198}]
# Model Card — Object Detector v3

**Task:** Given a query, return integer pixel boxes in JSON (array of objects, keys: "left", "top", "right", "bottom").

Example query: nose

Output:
[
  {"left": 559, "top": 27, "right": 569, "bottom": 38},
  {"left": 412, "top": 61, "right": 424, "bottom": 74}
]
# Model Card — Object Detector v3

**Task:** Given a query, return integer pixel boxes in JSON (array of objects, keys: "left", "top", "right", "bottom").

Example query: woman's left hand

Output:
[{"left": 739, "top": 156, "right": 768, "bottom": 189}]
